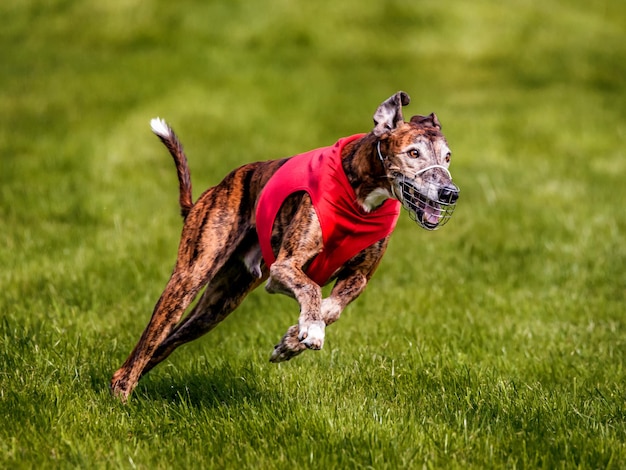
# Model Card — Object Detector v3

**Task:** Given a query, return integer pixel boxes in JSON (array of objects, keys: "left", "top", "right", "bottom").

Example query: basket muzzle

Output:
[{"left": 393, "top": 166, "right": 459, "bottom": 230}]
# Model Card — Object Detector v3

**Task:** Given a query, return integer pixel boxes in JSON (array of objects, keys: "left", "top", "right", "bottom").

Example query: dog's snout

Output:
[{"left": 438, "top": 184, "right": 459, "bottom": 204}]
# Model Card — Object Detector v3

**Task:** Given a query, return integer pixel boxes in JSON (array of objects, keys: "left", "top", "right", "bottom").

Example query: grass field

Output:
[{"left": 1, "top": 0, "right": 625, "bottom": 468}]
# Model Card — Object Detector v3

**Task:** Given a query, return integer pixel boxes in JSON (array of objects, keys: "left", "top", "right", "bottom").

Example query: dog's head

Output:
[{"left": 372, "top": 91, "right": 459, "bottom": 230}]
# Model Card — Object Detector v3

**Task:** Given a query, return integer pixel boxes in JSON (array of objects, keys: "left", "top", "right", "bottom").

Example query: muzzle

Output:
[
  {"left": 393, "top": 167, "right": 459, "bottom": 230},
  {"left": 376, "top": 141, "right": 459, "bottom": 230}
]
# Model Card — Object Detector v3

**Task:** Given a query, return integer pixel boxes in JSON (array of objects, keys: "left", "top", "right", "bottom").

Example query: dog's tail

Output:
[{"left": 150, "top": 118, "right": 194, "bottom": 219}]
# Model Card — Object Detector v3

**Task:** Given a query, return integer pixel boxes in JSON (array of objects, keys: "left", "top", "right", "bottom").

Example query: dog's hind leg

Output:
[
  {"left": 110, "top": 185, "right": 252, "bottom": 401},
  {"left": 110, "top": 268, "right": 210, "bottom": 401},
  {"left": 140, "top": 252, "right": 267, "bottom": 377}
]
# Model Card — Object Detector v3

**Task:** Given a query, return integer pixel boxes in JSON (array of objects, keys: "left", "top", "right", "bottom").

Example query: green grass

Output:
[{"left": 1, "top": 0, "right": 625, "bottom": 467}]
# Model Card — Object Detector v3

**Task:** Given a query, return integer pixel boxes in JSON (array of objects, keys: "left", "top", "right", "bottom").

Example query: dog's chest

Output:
[{"left": 256, "top": 135, "right": 400, "bottom": 286}]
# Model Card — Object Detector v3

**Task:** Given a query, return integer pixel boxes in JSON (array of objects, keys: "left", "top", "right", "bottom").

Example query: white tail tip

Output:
[{"left": 150, "top": 117, "right": 171, "bottom": 138}]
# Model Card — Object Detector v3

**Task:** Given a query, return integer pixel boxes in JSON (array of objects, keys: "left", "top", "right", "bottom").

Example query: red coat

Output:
[{"left": 255, "top": 134, "right": 401, "bottom": 286}]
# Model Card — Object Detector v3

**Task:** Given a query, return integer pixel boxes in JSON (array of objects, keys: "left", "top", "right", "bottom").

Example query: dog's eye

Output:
[
  {"left": 445, "top": 152, "right": 451, "bottom": 163},
  {"left": 408, "top": 149, "right": 420, "bottom": 159}
]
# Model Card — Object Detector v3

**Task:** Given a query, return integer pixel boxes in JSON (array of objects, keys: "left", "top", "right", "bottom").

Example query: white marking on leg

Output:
[
  {"left": 301, "top": 321, "right": 325, "bottom": 350},
  {"left": 321, "top": 297, "right": 343, "bottom": 323}
]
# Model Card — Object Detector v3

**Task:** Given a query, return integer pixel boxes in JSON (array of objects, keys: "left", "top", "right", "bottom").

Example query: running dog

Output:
[{"left": 110, "top": 91, "right": 459, "bottom": 401}]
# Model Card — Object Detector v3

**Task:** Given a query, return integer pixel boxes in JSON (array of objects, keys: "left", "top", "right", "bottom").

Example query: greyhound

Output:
[{"left": 110, "top": 91, "right": 459, "bottom": 401}]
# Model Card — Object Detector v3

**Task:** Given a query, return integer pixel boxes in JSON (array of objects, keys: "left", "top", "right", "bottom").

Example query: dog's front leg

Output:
[
  {"left": 268, "top": 259, "right": 325, "bottom": 349},
  {"left": 269, "top": 271, "right": 370, "bottom": 363},
  {"left": 265, "top": 196, "right": 326, "bottom": 350},
  {"left": 270, "top": 238, "right": 390, "bottom": 362}
]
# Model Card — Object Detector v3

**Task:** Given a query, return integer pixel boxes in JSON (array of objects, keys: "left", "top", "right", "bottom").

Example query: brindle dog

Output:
[{"left": 110, "top": 91, "right": 459, "bottom": 401}]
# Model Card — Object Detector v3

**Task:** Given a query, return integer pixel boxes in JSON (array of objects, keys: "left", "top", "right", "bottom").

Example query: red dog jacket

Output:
[{"left": 255, "top": 134, "right": 401, "bottom": 286}]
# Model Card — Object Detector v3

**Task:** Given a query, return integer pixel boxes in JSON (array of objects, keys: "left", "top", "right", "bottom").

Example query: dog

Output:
[{"left": 110, "top": 91, "right": 459, "bottom": 401}]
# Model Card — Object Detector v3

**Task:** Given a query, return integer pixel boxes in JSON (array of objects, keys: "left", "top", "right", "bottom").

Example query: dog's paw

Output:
[
  {"left": 269, "top": 342, "right": 307, "bottom": 363},
  {"left": 298, "top": 321, "right": 325, "bottom": 350},
  {"left": 110, "top": 374, "right": 132, "bottom": 403},
  {"left": 269, "top": 325, "right": 307, "bottom": 363}
]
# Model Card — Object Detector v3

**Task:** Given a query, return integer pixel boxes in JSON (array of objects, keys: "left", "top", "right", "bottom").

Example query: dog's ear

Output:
[
  {"left": 410, "top": 113, "right": 442, "bottom": 130},
  {"left": 373, "top": 91, "right": 411, "bottom": 137}
]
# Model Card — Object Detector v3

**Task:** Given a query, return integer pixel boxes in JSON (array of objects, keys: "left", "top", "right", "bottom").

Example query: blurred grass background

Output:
[{"left": 1, "top": 0, "right": 625, "bottom": 468}]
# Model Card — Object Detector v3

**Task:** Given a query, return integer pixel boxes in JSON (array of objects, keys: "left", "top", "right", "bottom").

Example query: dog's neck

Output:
[{"left": 342, "top": 134, "right": 393, "bottom": 212}]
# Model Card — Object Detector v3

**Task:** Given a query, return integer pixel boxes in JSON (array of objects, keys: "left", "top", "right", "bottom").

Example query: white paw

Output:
[{"left": 299, "top": 321, "right": 325, "bottom": 350}]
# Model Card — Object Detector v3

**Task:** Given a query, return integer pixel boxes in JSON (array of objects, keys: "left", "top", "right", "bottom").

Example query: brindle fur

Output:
[{"left": 110, "top": 91, "right": 456, "bottom": 401}]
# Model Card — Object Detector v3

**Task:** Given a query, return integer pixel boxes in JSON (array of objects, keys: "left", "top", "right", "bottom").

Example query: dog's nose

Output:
[{"left": 438, "top": 184, "right": 459, "bottom": 204}]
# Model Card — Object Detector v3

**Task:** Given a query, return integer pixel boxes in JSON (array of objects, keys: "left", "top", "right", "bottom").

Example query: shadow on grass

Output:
[{"left": 119, "top": 361, "right": 280, "bottom": 409}]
